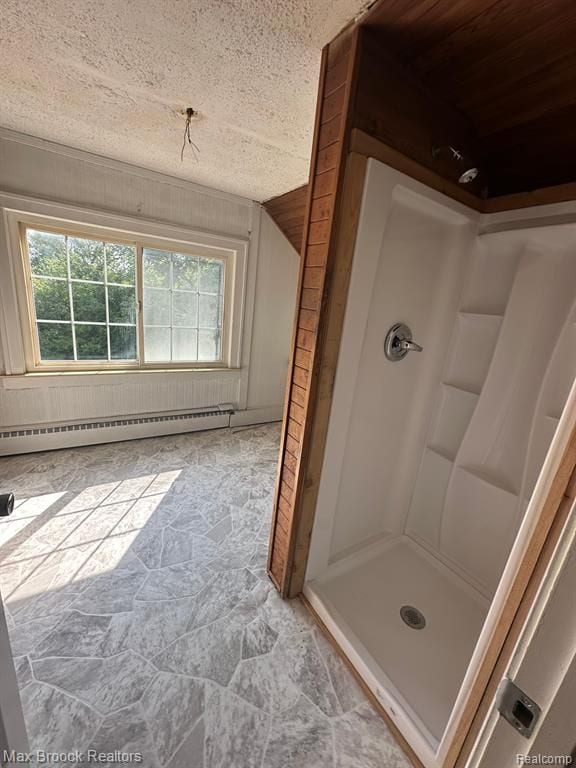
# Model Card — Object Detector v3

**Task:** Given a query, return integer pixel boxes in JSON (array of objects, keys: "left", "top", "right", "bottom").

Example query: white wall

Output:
[
  {"left": 0, "top": 130, "right": 250, "bottom": 237},
  {"left": 246, "top": 211, "right": 299, "bottom": 414},
  {"left": 0, "top": 130, "right": 299, "bottom": 446}
]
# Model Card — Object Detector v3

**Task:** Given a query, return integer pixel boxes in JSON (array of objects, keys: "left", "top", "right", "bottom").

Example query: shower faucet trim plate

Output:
[{"left": 385, "top": 323, "right": 423, "bottom": 362}]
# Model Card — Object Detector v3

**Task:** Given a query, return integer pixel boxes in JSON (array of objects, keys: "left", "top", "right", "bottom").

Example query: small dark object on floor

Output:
[{"left": 0, "top": 492, "right": 14, "bottom": 517}]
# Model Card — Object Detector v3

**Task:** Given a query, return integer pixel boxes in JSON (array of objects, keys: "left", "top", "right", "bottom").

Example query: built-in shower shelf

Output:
[
  {"left": 442, "top": 380, "right": 483, "bottom": 397},
  {"left": 427, "top": 444, "right": 456, "bottom": 463},
  {"left": 458, "top": 241, "right": 520, "bottom": 317},
  {"left": 458, "top": 311, "right": 504, "bottom": 320},
  {"left": 428, "top": 385, "right": 479, "bottom": 461},
  {"left": 442, "top": 382, "right": 482, "bottom": 397},
  {"left": 443, "top": 312, "right": 502, "bottom": 396},
  {"left": 458, "top": 464, "right": 519, "bottom": 496},
  {"left": 440, "top": 465, "right": 521, "bottom": 593}
]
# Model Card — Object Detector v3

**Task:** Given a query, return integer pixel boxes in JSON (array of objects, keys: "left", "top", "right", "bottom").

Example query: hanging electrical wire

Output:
[{"left": 181, "top": 107, "right": 200, "bottom": 162}]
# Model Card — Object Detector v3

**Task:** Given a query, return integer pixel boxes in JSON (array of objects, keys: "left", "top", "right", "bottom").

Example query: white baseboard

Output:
[
  {"left": 0, "top": 406, "right": 283, "bottom": 455},
  {"left": 0, "top": 413, "right": 229, "bottom": 456},
  {"left": 230, "top": 405, "right": 283, "bottom": 427}
]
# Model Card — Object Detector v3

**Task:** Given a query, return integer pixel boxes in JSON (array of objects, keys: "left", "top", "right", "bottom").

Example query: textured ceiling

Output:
[{"left": 0, "top": 0, "right": 371, "bottom": 201}]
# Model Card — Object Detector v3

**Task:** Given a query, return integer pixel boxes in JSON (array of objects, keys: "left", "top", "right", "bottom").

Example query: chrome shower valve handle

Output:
[
  {"left": 384, "top": 323, "right": 423, "bottom": 362},
  {"left": 399, "top": 338, "right": 423, "bottom": 353}
]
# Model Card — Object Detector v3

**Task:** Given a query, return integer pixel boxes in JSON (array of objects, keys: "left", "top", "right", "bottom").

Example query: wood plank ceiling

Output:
[
  {"left": 362, "top": 0, "right": 576, "bottom": 197},
  {"left": 263, "top": 185, "right": 308, "bottom": 252},
  {"left": 268, "top": 0, "right": 576, "bottom": 233}
]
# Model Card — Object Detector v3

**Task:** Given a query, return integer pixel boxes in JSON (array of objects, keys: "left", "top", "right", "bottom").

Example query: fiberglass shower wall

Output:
[
  {"left": 406, "top": 227, "right": 576, "bottom": 597},
  {"left": 307, "top": 157, "right": 576, "bottom": 598}
]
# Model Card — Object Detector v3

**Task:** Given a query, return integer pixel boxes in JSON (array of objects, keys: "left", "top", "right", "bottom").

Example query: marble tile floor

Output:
[{"left": 0, "top": 424, "right": 410, "bottom": 768}]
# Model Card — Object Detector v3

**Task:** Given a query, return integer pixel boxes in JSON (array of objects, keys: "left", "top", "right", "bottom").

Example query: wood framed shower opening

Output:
[{"left": 267, "top": 2, "right": 576, "bottom": 767}]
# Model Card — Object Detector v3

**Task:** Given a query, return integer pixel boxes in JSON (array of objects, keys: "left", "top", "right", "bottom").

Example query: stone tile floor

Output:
[{"left": 0, "top": 424, "right": 409, "bottom": 768}]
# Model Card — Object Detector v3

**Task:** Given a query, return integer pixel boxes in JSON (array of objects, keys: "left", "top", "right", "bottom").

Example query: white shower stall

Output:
[{"left": 304, "top": 159, "right": 576, "bottom": 767}]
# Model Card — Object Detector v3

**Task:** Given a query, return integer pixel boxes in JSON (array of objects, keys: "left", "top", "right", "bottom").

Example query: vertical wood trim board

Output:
[
  {"left": 288, "top": 152, "right": 367, "bottom": 596},
  {"left": 268, "top": 28, "right": 360, "bottom": 595},
  {"left": 266, "top": 44, "right": 329, "bottom": 592}
]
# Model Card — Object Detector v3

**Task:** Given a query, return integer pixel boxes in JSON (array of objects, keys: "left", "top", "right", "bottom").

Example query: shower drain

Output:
[{"left": 400, "top": 605, "right": 426, "bottom": 630}]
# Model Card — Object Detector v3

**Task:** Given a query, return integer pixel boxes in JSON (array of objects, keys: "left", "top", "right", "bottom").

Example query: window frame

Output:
[
  {"left": 11, "top": 214, "right": 245, "bottom": 373},
  {"left": 139, "top": 244, "right": 228, "bottom": 367}
]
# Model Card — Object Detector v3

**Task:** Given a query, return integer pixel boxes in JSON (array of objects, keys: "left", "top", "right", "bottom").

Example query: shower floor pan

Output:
[{"left": 304, "top": 535, "right": 489, "bottom": 766}]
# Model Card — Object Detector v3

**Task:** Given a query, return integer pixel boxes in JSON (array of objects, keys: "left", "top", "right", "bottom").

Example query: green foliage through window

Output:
[
  {"left": 25, "top": 229, "right": 226, "bottom": 366},
  {"left": 27, "top": 229, "right": 137, "bottom": 362}
]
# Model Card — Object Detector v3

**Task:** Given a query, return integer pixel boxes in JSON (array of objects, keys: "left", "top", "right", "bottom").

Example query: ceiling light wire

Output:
[{"left": 181, "top": 107, "right": 200, "bottom": 162}]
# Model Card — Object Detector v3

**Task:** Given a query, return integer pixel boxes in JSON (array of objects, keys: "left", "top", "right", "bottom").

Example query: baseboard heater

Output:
[{"left": 1, "top": 404, "right": 235, "bottom": 439}]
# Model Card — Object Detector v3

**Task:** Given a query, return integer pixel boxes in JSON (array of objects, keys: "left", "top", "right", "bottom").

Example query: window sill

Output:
[{"left": 0, "top": 367, "right": 243, "bottom": 390}]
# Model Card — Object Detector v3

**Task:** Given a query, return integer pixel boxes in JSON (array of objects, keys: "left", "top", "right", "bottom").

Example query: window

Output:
[
  {"left": 22, "top": 226, "right": 229, "bottom": 369},
  {"left": 27, "top": 229, "right": 137, "bottom": 363},
  {"left": 142, "top": 248, "right": 224, "bottom": 363}
]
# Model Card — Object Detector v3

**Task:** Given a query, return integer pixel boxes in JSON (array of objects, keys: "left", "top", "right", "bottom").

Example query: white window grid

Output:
[
  {"left": 142, "top": 251, "right": 225, "bottom": 363},
  {"left": 30, "top": 233, "right": 138, "bottom": 362},
  {"left": 24, "top": 227, "right": 231, "bottom": 368}
]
